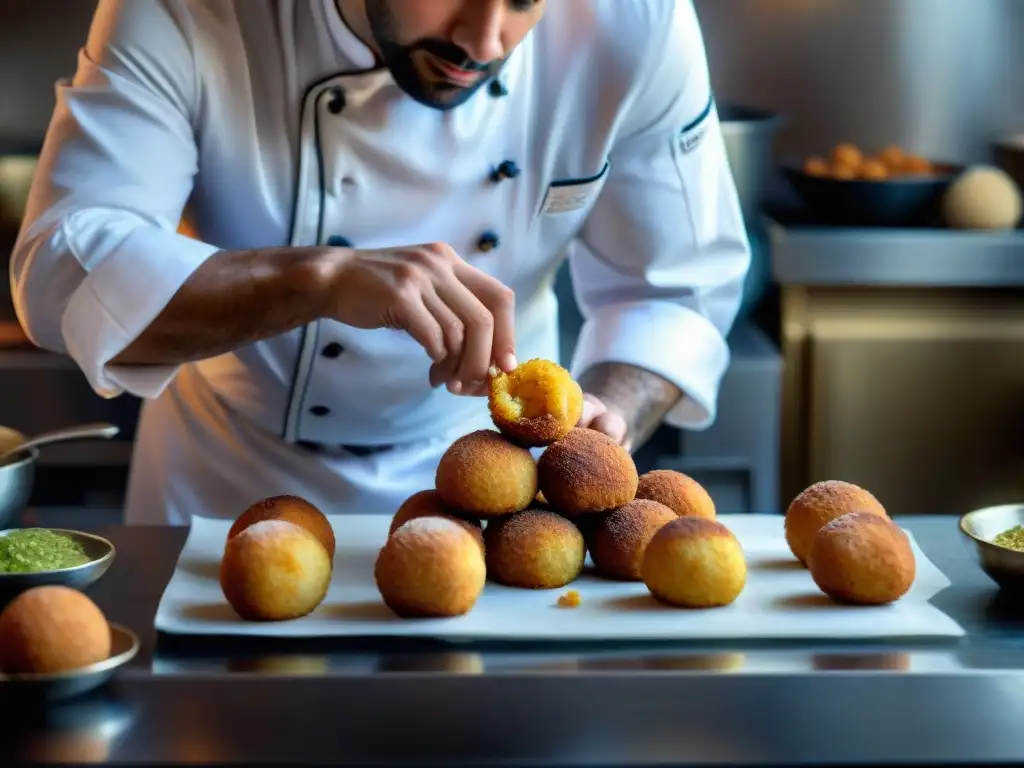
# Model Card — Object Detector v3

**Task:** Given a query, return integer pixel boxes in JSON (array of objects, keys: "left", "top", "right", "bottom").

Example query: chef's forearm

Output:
[
  {"left": 111, "top": 247, "right": 336, "bottom": 366},
  {"left": 578, "top": 362, "right": 683, "bottom": 449}
]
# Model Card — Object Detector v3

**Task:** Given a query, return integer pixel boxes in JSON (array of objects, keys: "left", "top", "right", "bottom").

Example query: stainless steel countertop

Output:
[{"left": 3, "top": 512, "right": 1024, "bottom": 766}]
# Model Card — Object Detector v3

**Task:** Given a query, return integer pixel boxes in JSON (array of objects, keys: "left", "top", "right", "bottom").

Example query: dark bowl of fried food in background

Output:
[{"left": 781, "top": 160, "right": 963, "bottom": 227}]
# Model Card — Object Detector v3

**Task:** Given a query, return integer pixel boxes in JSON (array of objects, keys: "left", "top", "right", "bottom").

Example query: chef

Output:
[{"left": 11, "top": 0, "right": 750, "bottom": 526}]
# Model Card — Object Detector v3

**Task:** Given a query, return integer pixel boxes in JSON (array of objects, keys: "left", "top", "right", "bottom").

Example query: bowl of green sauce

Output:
[
  {"left": 959, "top": 504, "right": 1024, "bottom": 591},
  {"left": 0, "top": 528, "right": 115, "bottom": 602}
]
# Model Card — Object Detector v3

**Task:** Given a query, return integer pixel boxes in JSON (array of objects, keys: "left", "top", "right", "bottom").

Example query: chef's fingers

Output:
[
  {"left": 429, "top": 358, "right": 458, "bottom": 390},
  {"left": 461, "top": 379, "right": 491, "bottom": 397},
  {"left": 396, "top": 295, "right": 447, "bottom": 364},
  {"left": 456, "top": 266, "right": 517, "bottom": 374},
  {"left": 432, "top": 275, "right": 495, "bottom": 392},
  {"left": 422, "top": 286, "right": 465, "bottom": 364},
  {"left": 578, "top": 394, "right": 608, "bottom": 427},
  {"left": 423, "top": 289, "right": 465, "bottom": 391}
]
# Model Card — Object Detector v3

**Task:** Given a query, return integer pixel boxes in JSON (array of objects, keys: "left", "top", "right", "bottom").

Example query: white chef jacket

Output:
[{"left": 10, "top": 0, "right": 750, "bottom": 525}]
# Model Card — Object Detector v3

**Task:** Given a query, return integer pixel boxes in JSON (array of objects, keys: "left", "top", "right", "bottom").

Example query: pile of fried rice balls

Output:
[
  {"left": 373, "top": 358, "right": 748, "bottom": 619},
  {"left": 214, "top": 359, "right": 917, "bottom": 624}
]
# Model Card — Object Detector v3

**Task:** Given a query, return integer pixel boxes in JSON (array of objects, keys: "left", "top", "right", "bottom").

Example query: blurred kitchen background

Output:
[{"left": 1, "top": 0, "right": 1023, "bottom": 523}]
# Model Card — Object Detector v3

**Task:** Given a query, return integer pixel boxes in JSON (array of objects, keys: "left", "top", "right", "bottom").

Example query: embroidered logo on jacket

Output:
[{"left": 679, "top": 94, "right": 715, "bottom": 154}]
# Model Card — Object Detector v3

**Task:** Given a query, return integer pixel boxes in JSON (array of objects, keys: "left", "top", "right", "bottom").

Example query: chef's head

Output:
[{"left": 361, "top": 0, "right": 546, "bottom": 109}]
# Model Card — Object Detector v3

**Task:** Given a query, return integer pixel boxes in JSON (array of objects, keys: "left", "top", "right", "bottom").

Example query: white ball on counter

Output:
[{"left": 941, "top": 165, "right": 1023, "bottom": 231}]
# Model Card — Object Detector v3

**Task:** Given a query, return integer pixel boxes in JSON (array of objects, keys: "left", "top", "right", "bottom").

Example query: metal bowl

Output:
[
  {"left": 958, "top": 504, "right": 1024, "bottom": 591},
  {"left": 0, "top": 528, "right": 115, "bottom": 605},
  {"left": 780, "top": 160, "right": 963, "bottom": 227},
  {"left": 0, "top": 435, "right": 38, "bottom": 530},
  {"left": 0, "top": 623, "right": 140, "bottom": 702}
]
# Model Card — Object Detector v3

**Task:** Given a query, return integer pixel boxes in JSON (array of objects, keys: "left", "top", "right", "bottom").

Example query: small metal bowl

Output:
[
  {"left": 959, "top": 504, "right": 1024, "bottom": 590},
  {"left": 0, "top": 623, "right": 140, "bottom": 702},
  {"left": 0, "top": 529, "right": 115, "bottom": 605}
]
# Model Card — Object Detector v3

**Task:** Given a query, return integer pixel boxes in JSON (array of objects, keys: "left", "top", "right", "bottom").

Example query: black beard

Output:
[{"left": 366, "top": 1, "right": 502, "bottom": 110}]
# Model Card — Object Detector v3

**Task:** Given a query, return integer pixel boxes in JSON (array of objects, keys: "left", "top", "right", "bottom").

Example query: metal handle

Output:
[{"left": 0, "top": 422, "right": 121, "bottom": 462}]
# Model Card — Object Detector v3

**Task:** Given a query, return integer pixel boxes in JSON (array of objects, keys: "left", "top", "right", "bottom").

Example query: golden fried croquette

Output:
[
  {"left": 808, "top": 512, "right": 916, "bottom": 605},
  {"left": 785, "top": 480, "right": 888, "bottom": 565},
  {"left": 803, "top": 157, "right": 830, "bottom": 177},
  {"left": 537, "top": 427, "right": 638, "bottom": 516},
  {"left": 588, "top": 499, "right": 677, "bottom": 581},
  {"left": 220, "top": 520, "right": 333, "bottom": 621},
  {"left": 534, "top": 490, "right": 550, "bottom": 508},
  {"left": 484, "top": 509, "right": 586, "bottom": 589},
  {"left": 636, "top": 469, "right": 716, "bottom": 520},
  {"left": 831, "top": 142, "right": 863, "bottom": 169},
  {"left": 859, "top": 159, "right": 890, "bottom": 181},
  {"left": 435, "top": 430, "right": 538, "bottom": 518},
  {"left": 641, "top": 517, "right": 747, "bottom": 608},
  {"left": 390, "top": 490, "right": 483, "bottom": 547},
  {"left": 0, "top": 586, "right": 111, "bottom": 674},
  {"left": 901, "top": 154, "right": 934, "bottom": 175},
  {"left": 831, "top": 163, "right": 859, "bottom": 180},
  {"left": 374, "top": 517, "right": 486, "bottom": 618},
  {"left": 229, "top": 495, "right": 336, "bottom": 560},
  {"left": 878, "top": 145, "right": 906, "bottom": 171},
  {"left": 488, "top": 358, "right": 584, "bottom": 447}
]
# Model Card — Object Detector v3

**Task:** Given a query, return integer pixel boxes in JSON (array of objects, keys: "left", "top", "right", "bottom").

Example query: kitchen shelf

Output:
[{"left": 768, "top": 217, "right": 1024, "bottom": 288}]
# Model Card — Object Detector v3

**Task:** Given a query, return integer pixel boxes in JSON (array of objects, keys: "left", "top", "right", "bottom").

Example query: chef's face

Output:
[{"left": 366, "top": 0, "right": 546, "bottom": 110}]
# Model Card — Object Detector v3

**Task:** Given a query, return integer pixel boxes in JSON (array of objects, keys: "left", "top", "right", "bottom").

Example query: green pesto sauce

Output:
[
  {"left": 0, "top": 529, "right": 91, "bottom": 573},
  {"left": 993, "top": 525, "right": 1024, "bottom": 552}
]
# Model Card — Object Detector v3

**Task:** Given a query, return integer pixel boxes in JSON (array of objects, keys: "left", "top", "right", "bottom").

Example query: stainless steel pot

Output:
[
  {"left": 992, "top": 135, "right": 1024, "bottom": 193},
  {"left": 0, "top": 423, "right": 120, "bottom": 530},
  {"left": 719, "top": 104, "right": 785, "bottom": 220}
]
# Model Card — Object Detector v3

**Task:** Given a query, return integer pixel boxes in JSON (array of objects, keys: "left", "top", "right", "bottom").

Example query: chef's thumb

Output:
[
  {"left": 590, "top": 410, "right": 629, "bottom": 447},
  {"left": 579, "top": 396, "right": 607, "bottom": 427}
]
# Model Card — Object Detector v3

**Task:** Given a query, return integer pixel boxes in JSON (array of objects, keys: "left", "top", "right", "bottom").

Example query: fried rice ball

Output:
[
  {"left": 803, "top": 156, "right": 829, "bottom": 177},
  {"left": 784, "top": 480, "right": 888, "bottom": 566},
  {"left": 488, "top": 358, "right": 584, "bottom": 447},
  {"left": 902, "top": 154, "right": 934, "bottom": 175},
  {"left": 878, "top": 145, "right": 906, "bottom": 172},
  {"left": 830, "top": 163, "right": 859, "bottom": 181},
  {"left": 588, "top": 499, "right": 677, "bottom": 581},
  {"left": 537, "top": 428, "right": 638, "bottom": 516},
  {"left": 484, "top": 509, "right": 586, "bottom": 589},
  {"left": 636, "top": 470, "right": 716, "bottom": 520},
  {"left": 831, "top": 142, "right": 863, "bottom": 169},
  {"left": 808, "top": 512, "right": 916, "bottom": 605},
  {"left": 228, "top": 494, "right": 336, "bottom": 560},
  {"left": 859, "top": 159, "right": 890, "bottom": 181},
  {"left": 435, "top": 430, "right": 538, "bottom": 518},
  {"left": 389, "top": 490, "right": 483, "bottom": 548},
  {"left": 374, "top": 517, "right": 487, "bottom": 618},
  {"left": 642, "top": 517, "right": 747, "bottom": 608},
  {"left": 220, "top": 520, "right": 333, "bottom": 622},
  {"left": 0, "top": 586, "right": 111, "bottom": 674}
]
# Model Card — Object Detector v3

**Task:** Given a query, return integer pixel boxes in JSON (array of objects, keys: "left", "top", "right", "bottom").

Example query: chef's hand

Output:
[
  {"left": 326, "top": 242, "right": 517, "bottom": 394},
  {"left": 578, "top": 393, "right": 631, "bottom": 451}
]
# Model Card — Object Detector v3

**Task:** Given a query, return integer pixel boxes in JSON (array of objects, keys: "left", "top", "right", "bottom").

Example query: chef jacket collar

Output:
[{"left": 322, "top": 0, "right": 381, "bottom": 71}]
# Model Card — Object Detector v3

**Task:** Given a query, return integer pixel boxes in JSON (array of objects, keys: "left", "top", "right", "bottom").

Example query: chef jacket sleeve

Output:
[
  {"left": 9, "top": 0, "right": 220, "bottom": 400},
  {"left": 568, "top": 0, "right": 751, "bottom": 431}
]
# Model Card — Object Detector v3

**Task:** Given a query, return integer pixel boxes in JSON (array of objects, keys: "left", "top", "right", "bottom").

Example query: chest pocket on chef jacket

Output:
[{"left": 530, "top": 163, "right": 611, "bottom": 251}]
